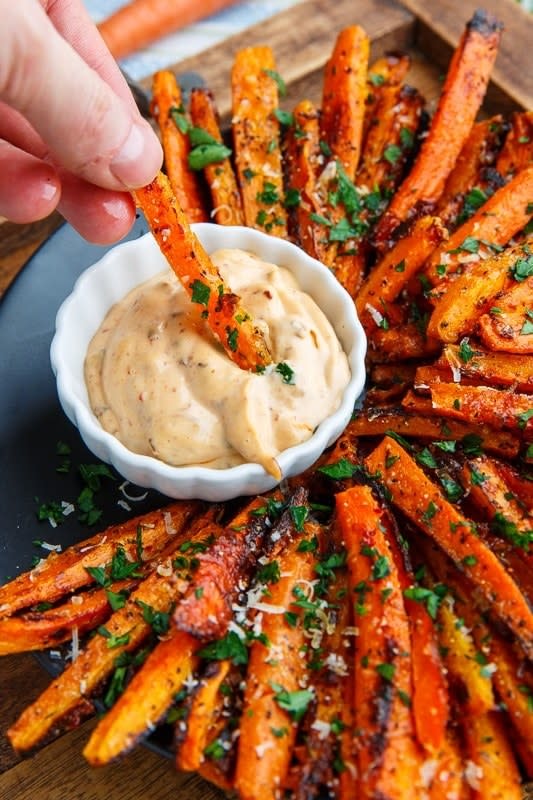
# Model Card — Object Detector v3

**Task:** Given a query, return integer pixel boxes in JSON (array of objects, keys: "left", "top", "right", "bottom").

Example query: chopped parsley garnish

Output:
[
  {"left": 458, "top": 338, "right": 475, "bottom": 363},
  {"left": 275, "top": 362, "right": 295, "bottom": 384},
  {"left": 449, "top": 236, "right": 480, "bottom": 255},
  {"left": 376, "top": 662, "right": 396, "bottom": 682},
  {"left": 256, "top": 181, "right": 280, "bottom": 205},
  {"left": 105, "top": 588, "right": 129, "bottom": 611},
  {"left": 273, "top": 108, "right": 294, "bottom": 126},
  {"left": 399, "top": 127, "right": 414, "bottom": 149},
  {"left": 383, "top": 144, "right": 402, "bottom": 164},
  {"left": 263, "top": 68, "right": 287, "bottom": 96},
  {"left": 97, "top": 625, "right": 132, "bottom": 649},
  {"left": 520, "top": 310, "right": 533, "bottom": 335},
  {"left": 422, "top": 501, "right": 438, "bottom": 523},
  {"left": 368, "top": 73, "right": 385, "bottom": 86},
  {"left": 297, "top": 536, "right": 319, "bottom": 553},
  {"left": 135, "top": 600, "right": 170, "bottom": 636},
  {"left": 36, "top": 500, "right": 65, "bottom": 526},
  {"left": 433, "top": 440, "right": 456, "bottom": 452},
  {"left": 490, "top": 512, "right": 533, "bottom": 550},
  {"left": 190, "top": 279, "right": 210, "bottom": 306},
  {"left": 394, "top": 259, "right": 406, "bottom": 272},
  {"left": 510, "top": 253, "right": 533, "bottom": 282},
  {"left": 284, "top": 187, "right": 301, "bottom": 207},
  {"left": 188, "top": 142, "right": 232, "bottom": 170},
  {"left": 317, "top": 458, "right": 358, "bottom": 480},
  {"left": 404, "top": 583, "right": 448, "bottom": 619},
  {"left": 271, "top": 683, "right": 314, "bottom": 720},
  {"left": 416, "top": 448, "right": 438, "bottom": 469},
  {"left": 256, "top": 560, "right": 281, "bottom": 584},
  {"left": 461, "top": 433, "right": 483, "bottom": 456},
  {"left": 204, "top": 739, "right": 226, "bottom": 760},
  {"left": 371, "top": 555, "right": 391, "bottom": 581},
  {"left": 290, "top": 505, "right": 309, "bottom": 532},
  {"left": 243, "top": 167, "right": 257, "bottom": 182},
  {"left": 198, "top": 631, "right": 249, "bottom": 665},
  {"left": 517, "top": 409, "right": 533, "bottom": 429},
  {"left": 226, "top": 327, "right": 239, "bottom": 352},
  {"left": 169, "top": 106, "right": 189, "bottom": 133},
  {"left": 439, "top": 476, "right": 463, "bottom": 503}
]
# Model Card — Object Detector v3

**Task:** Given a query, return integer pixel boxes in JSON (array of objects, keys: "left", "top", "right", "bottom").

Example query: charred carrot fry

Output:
[
  {"left": 429, "top": 383, "right": 533, "bottom": 438},
  {"left": 357, "top": 84, "right": 423, "bottom": 196},
  {"left": 356, "top": 216, "right": 446, "bottom": 323},
  {"left": 336, "top": 485, "right": 424, "bottom": 799},
  {"left": 84, "top": 629, "right": 200, "bottom": 765},
  {"left": 351, "top": 403, "right": 521, "bottom": 459},
  {"left": 458, "top": 455, "right": 533, "bottom": 546},
  {"left": 321, "top": 25, "right": 370, "bottom": 180},
  {"left": 231, "top": 46, "right": 287, "bottom": 236},
  {"left": 233, "top": 525, "right": 319, "bottom": 800},
  {"left": 365, "top": 436, "right": 533, "bottom": 658},
  {"left": 436, "top": 116, "right": 507, "bottom": 227},
  {"left": 426, "top": 241, "right": 530, "bottom": 342},
  {"left": 478, "top": 276, "right": 533, "bottom": 354},
  {"left": 134, "top": 172, "right": 273, "bottom": 372},
  {"left": 366, "top": 52, "right": 411, "bottom": 88},
  {"left": 175, "top": 659, "right": 231, "bottom": 772},
  {"left": 0, "top": 579, "right": 136, "bottom": 654},
  {"left": 295, "top": 567, "right": 352, "bottom": 797},
  {"left": 425, "top": 167, "right": 533, "bottom": 288},
  {"left": 173, "top": 496, "right": 267, "bottom": 640},
  {"left": 434, "top": 343, "right": 533, "bottom": 393},
  {"left": 374, "top": 10, "right": 503, "bottom": 246},
  {"left": 7, "top": 513, "right": 218, "bottom": 752},
  {"left": 0, "top": 501, "right": 198, "bottom": 618},
  {"left": 188, "top": 88, "right": 244, "bottom": 226},
  {"left": 493, "top": 460, "right": 533, "bottom": 511},
  {"left": 151, "top": 70, "right": 207, "bottom": 223},
  {"left": 496, "top": 110, "right": 533, "bottom": 179},
  {"left": 284, "top": 99, "right": 327, "bottom": 261}
]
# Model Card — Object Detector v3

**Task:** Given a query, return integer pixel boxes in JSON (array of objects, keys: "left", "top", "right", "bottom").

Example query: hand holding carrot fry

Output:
[{"left": 0, "top": 0, "right": 162, "bottom": 242}]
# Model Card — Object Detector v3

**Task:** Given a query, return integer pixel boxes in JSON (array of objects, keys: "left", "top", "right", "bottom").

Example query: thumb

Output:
[{"left": 1, "top": 2, "right": 162, "bottom": 191}]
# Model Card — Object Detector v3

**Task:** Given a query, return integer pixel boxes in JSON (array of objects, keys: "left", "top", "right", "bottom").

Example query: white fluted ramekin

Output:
[{"left": 51, "top": 223, "right": 366, "bottom": 501}]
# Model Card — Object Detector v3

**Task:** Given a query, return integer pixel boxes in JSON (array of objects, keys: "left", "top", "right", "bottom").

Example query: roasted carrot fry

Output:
[
  {"left": 496, "top": 110, "right": 533, "bottom": 178},
  {"left": 425, "top": 167, "right": 533, "bottom": 288},
  {"left": 437, "top": 593, "right": 495, "bottom": 716},
  {"left": 0, "top": 501, "right": 198, "bottom": 618},
  {"left": 84, "top": 629, "right": 199, "bottom": 765},
  {"left": 151, "top": 70, "right": 207, "bottom": 223},
  {"left": 336, "top": 485, "right": 424, "bottom": 799},
  {"left": 0, "top": 579, "right": 136, "bottom": 654},
  {"left": 321, "top": 25, "right": 370, "bottom": 180},
  {"left": 434, "top": 343, "right": 533, "bottom": 393},
  {"left": 365, "top": 436, "right": 533, "bottom": 658},
  {"left": 234, "top": 525, "right": 318, "bottom": 800},
  {"left": 361, "top": 52, "right": 412, "bottom": 147},
  {"left": 459, "top": 454, "right": 533, "bottom": 546},
  {"left": 231, "top": 46, "right": 287, "bottom": 236},
  {"left": 368, "top": 321, "right": 441, "bottom": 363},
  {"left": 294, "top": 567, "right": 352, "bottom": 797},
  {"left": 374, "top": 10, "right": 502, "bottom": 246},
  {"left": 387, "top": 530, "right": 449, "bottom": 754},
  {"left": 134, "top": 172, "right": 273, "bottom": 371},
  {"left": 370, "top": 363, "right": 417, "bottom": 387},
  {"left": 356, "top": 216, "right": 446, "bottom": 322},
  {"left": 463, "top": 711, "right": 522, "bottom": 799},
  {"left": 426, "top": 241, "right": 529, "bottom": 342},
  {"left": 493, "top": 460, "right": 533, "bottom": 511},
  {"left": 356, "top": 84, "right": 423, "bottom": 196},
  {"left": 436, "top": 116, "right": 507, "bottom": 227},
  {"left": 175, "top": 659, "right": 231, "bottom": 772},
  {"left": 173, "top": 497, "right": 267, "bottom": 640},
  {"left": 429, "top": 383, "right": 533, "bottom": 438},
  {"left": 478, "top": 276, "right": 533, "bottom": 354},
  {"left": 7, "top": 512, "right": 217, "bottom": 752},
  {"left": 351, "top": 404, "right": 520, "bottom": 458},
  {"left": 188, "top": 87, "right": 244, "bottom": 226},
  {"left": 283, "top": 99, "right": 327, "bottom": 261}
]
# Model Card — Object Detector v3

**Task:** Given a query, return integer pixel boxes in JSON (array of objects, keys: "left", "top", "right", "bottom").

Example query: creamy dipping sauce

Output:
[{"left": 85, "top": 248, "right": 350, "bottom": 477}]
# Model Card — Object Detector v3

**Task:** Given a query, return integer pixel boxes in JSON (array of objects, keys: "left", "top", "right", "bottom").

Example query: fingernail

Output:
[
  {"left": 40, "top": 178, "right": 59, "bottom": 203},
  {"left": 110, "top": 121, "right": 163, "bottom": 188}
]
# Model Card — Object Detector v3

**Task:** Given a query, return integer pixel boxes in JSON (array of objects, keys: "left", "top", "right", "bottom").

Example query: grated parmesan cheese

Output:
[
  {"left": 119, "top": 481, "right": 148, "bottom": 502},
  {"left": 464, "top": 760, "right": 483, "bottom": 791},
  {"left": 311, "top": 719, "right": 331, "bottom": 740}
]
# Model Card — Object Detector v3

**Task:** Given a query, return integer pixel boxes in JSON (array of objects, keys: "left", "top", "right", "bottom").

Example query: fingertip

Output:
[
  {"left": 57, "top": 172, "right": 137, "bottom": 244},
  {"left": 109, "top": 120, "right": 163, "bottom": 189},
  {"left": 0, "top": 147, "right": 60, "bottom": 223}
]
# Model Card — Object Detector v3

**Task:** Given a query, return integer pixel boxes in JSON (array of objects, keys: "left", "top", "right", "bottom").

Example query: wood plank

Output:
[
  {"left": 141, "top": 0, "right": 416, "bottom": 120},
  {"left": 402, "top": 0, "right": 533, "bottom": 111}
]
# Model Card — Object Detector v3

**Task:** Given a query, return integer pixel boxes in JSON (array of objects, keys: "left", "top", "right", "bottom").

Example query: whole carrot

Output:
[{"left": 98, "top": 0, "right": 240, "bottom": 60}]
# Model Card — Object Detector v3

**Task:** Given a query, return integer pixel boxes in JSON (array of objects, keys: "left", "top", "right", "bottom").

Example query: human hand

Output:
[{"left": 0, "top": 0, "right": 163, "bottom": 243}]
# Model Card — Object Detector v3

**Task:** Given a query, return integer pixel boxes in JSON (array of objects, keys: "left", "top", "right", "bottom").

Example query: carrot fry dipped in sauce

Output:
[{"left": 134, "top": 171, "right": 272, "bottom": 372}]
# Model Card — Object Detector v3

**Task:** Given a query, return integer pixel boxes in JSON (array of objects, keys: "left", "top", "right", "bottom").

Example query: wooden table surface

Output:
[{"left": 1, "top": 1, "right": 532, "bottom": 798}]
